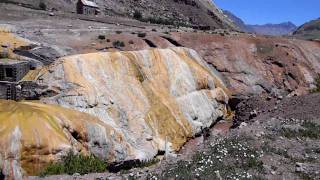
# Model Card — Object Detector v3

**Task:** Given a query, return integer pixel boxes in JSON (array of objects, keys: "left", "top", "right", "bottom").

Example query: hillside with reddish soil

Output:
[{"left": 0, "top": 1, "right": 320, "bottom": 179}]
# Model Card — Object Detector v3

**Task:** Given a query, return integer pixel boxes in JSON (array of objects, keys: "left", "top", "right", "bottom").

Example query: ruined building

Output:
[
  {"left": 77, "top": 0, "right": 99, "bottom": 15},
  {"left": 0, "top": 59, "right": 30, "bottom": 100}
]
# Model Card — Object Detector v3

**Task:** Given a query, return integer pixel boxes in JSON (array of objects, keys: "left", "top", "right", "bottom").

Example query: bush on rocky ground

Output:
[
  {"left": 0, "top": 50, "right": 9, "bottom": 59},
  {"left": 310, "top": 74, "right": 320, "bottom": 93},
  {"left": 112, "top": 40, "right": 125, "bottom": 48},
  {"left": 137, "top": 33, "right": 146, "bottom": 38},
  {"left": 39, "top": 1, "right": 47, "bottom": 10},
  {"left": 98, "top": 35, "right": 106, "bottom": 40},
  {"left": 147, "top": 136, "right": 265, "bottom": 179},
  {"left": 280, "top": 121, "right": 320, "bottom": 139},
  {"left": 133, "top": 11, "right": 142, "bottom": 20},
  {"left": 39, "top": 152, "right": 107, "bottom": 176}
]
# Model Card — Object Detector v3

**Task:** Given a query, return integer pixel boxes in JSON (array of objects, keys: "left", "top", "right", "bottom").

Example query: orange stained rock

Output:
[
  {"left": 0, "top": 100, "right": 126, "bottom": 176},
  {"left": 0, "top": 28, "right": 29, "bottom": 59}
]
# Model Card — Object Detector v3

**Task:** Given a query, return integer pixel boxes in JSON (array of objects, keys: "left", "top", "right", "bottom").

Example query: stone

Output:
[
  {"left": 73, "top": 173, "right": 81, "bottom": 177},
  {"left": 295, "top": 162, "right": 307, "bottom": 173},
  {"left": 0, "top": 47, "right": 229, "bottom": 178},
  {"left": 239, "top": 122, "right": 248, "bottom": 129}
]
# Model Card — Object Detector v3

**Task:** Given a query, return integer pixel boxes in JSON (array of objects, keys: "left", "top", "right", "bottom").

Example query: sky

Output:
[{"left": 214, "top": 0, "right": 320, "bottom": 26}]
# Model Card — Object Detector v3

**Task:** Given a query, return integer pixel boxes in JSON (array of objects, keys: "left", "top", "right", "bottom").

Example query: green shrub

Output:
[
  {"left": 280, "top": 122, "right": 320, "bottom": 139},
  {"left": 155, "top": 136, "right": 265, "bottom": 179},
  {"left": 98, "top": 35, "right": 106, "bottom": 40},
  {"left": 0, "top": 50, "right": 9, "bottom": 59},
  {"left": 133, "top": 10, "right": 142, "bottom": 20},
  {"left": 115, "top": 31, "right": 122, "bottom": 34},
  {"left": 39, "top": 152, "right": 107, "bottom": 176},
  {"left": 137, "top": 32, "right": 146, "bottom": 38},
  {"left": 39, "top": 1, "right": 47, "bottom": 10},
  {"left": 112, "top": 40, "right": 125, "bottom": 48},
  {"left": 310, "top": 74, "right": 320, "bottom": 93}
]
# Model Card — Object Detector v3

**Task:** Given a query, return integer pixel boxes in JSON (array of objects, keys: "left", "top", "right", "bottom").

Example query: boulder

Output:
[{"left": 0, "top": 47, "right": 229, "bottom": 177}]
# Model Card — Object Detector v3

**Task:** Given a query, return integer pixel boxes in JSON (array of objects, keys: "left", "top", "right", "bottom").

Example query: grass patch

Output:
[
  {"left": 0, "top": 50, "right": 9, "bottom": 59},
  {"left": 112, "top": 40, "right": 125, "bottom": 48},
  {"left": 39, "top": 152, "right": 107, "bottom": 176},
  {"left": 98, "top": 35, "right": 106, "bottom": 40},
  {"left": 137, "top": 32, "right": 146, "bottom": 38},
  {"left": 280, "top": 122, "right": 320, "bottom": 139},
  {"left": 150, "top": 136, "right": 265, "bottom": 179},
  {"left": 310, "top": 74, "right": 320, "bottom": 93},
  {"left": 39, "top": 0, "right": 46, "bottom": 10},
  {"left": 256, "top": 43, "right": 274, "bottom": 54}
]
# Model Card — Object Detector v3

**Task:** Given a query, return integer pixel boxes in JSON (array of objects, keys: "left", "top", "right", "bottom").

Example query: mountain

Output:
[
  {"left": 2, "top": 0, "right": 238, "bottom": 30},
  {"left": 248, "top": 22, "right": 297, "bottom": 36},
  {"left": 293, "top": 18, "right": 320, "bottom": 40},
  {"left": 223, "top": 10, "right": 253, "bottom": 32},
  {"left": 223, "top": 10, "right": 297, "bottom": 35}
]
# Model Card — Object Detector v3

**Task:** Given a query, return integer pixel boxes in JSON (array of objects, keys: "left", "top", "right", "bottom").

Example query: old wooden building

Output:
[
  {"left": 77, "top": 0, "right": 99, "bottom": 15},
  {"left": 0, "top": 59, "right": 30, "bottom": 82},
  {"left": 0, "top": 59, "right": 30, "bottom": 100}
]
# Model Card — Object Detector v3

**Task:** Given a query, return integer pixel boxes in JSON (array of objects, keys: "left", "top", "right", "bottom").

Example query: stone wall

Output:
[{"left": 0, "top": 61, "right": 30, "bottom": 82}]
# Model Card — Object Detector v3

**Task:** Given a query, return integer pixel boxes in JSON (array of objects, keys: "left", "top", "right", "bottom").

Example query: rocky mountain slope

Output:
[
  {"left": 223, "top": 10, "right": 254, "bottom": 32},
  {"left": 0, "top": 47, "right": 229, "bottom": 178},
  {"left": 1, "top": 2, "right": 320, "bottom": 179},
  {"left": 293, "top": 18, "right": 320, "bottom": 40},
  {"left": 224, "top": 10, "right": 297, "bottom": 36},
  {"left": 2, "top": 0, "right": 237, "bottom": 30},
  {"left": 247, "top": 22, "right": 297, "bottom": 36},
  {"left": 171, "top": 32, "right": 320, "bottom": 96}
]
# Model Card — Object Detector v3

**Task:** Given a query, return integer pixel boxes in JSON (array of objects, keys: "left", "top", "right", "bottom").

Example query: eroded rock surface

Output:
[
  {"left": 0, "top": 100, "right": 120, "bottom": 178},
  {"left": 0, "top": 47, "right": 229, "bottom": 178}
]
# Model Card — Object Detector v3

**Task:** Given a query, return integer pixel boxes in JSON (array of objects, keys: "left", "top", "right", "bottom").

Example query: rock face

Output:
[
  {"left": 293, "top": 18, "right": 320, "bottom": 40},
  {"left": 3, "top": 0, "right": 237, "bottom": 30},
  {"left": 171, "top": 33, "right": 320, "bottom": 96},
  {"left": 0, "top": 47, "right": 229, "bottom": 178},
  {"left": 0, "top": 100, "right": 115, "bottom": 178},
  {"left": 247, "top": 22, "right": 297, "bottom": 36}
]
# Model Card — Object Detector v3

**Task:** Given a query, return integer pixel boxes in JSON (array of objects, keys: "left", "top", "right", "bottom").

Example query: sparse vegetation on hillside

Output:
[
  {"left": 39, "top": 0, "right": 47, "bottom": 10},
  {"left": 39, "top": 152, "right": 107, "bottom": 176},
  {"left": 132, "top": 10, "right": 190, "bottom": 27},
  {"left": 113, "top": 40, "right": 125, "bottom": 48},
  {"left": 310, "top": 74, "right": 320, "bottom": 93},
  {"left": 137, "top": 32, "right": 147, "bottom": 38},
  {"left": 147, "top": 136, "right": 265, "bottom": 179},
  {"left": 98, "top": 35, "right": 106, "bottom": 40},
  {"left": 0, "top": 50, "right": 9, "bottom": 59},
  {"left": 280, "top": 121, "right": 320, "bottom": 139},
  {"left": 133, "top": 10, "right": 142, "bottom": 20}
]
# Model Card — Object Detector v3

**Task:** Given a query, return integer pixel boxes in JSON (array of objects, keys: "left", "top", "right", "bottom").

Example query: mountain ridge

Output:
[
  {"left": 2, "top": 0, "right": 238, "bottom": 30},
  {"left": 293, "top": 18, "right": 320, "bottom": 40},
  {"left": 223, "top": 10, "right": 297, "bottom": 36}
]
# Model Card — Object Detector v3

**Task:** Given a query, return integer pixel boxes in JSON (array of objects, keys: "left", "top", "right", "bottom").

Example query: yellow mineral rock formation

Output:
[
  {"left": 39, "top": 47, "right": 229, "bottom": 159},
  {"left": 0, "top": 47, "right": 229, "bottom": 178},
  {"left": 0, "top": 100, "right": 128, "bottom": 178},
  {"left": 0, "top": 28, "right": 29, "bottom": 59}
]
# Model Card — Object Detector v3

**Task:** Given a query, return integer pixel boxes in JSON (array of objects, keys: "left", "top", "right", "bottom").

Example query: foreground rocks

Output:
[
  {"left": 0, "top": 47, "right": 229, "bottom": 178},
  {"left": 41, "top": 93, "right": 320, "bottom": 180}
]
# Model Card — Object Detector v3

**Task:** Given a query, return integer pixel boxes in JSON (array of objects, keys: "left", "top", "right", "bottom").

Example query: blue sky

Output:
[{"left": 214, "top": 0, "right": 320, "bottom": 26}]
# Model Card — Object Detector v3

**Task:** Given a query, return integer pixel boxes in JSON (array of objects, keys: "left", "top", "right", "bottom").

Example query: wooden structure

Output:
[{"left": 77, "top": 0, "right": 99, "bottom": 15}]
